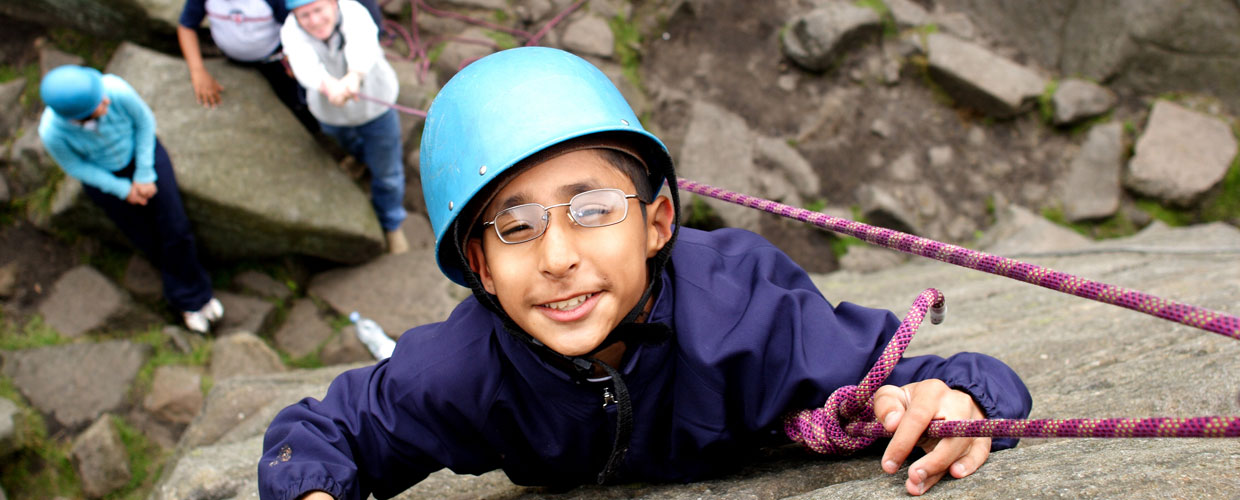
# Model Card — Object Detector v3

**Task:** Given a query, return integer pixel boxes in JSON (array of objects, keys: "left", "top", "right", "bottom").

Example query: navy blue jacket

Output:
[{"left": 259, "top": 228, "right": 1031, "bottom": 500}]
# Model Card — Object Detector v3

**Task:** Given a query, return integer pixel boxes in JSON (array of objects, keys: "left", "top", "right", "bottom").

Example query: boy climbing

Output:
[{"left": 258, "top": 47, "right": 1031, "bottom": 499}]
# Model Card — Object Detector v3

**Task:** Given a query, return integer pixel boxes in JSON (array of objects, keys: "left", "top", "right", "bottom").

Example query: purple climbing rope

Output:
[
  {"left": 673, "top": 179, "right": 1240, "bottom": 444},
  {"left": 677, "top": 179, "right": 1240, "bottom": 342}
]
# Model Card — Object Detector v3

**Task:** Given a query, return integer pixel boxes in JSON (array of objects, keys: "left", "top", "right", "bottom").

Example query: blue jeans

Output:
[
  {"left": 81, "top": 139, "right": 214, "bottom": 312},
  {"left": 320, "top": 109, "right": 407, "bottom": 231}
]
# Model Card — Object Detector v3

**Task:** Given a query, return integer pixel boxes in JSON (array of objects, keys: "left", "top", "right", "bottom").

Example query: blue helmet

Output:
[
  {"left": 420, "top": 47, "right": 677, "bottom": 287},
  {"left": 41, "top": 65, "right": 104, "bottom": 120},
  {"left": 285, "top": 0, "right": 317, "bottom": 10}
]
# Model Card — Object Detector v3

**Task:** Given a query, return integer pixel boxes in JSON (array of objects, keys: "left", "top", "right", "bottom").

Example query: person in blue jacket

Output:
[
  {"left": 258, "top": 47, "right": 1032, "bottom": 500},
  {"left": 38, "top": 66, "right": 223, "bottom": 333}
]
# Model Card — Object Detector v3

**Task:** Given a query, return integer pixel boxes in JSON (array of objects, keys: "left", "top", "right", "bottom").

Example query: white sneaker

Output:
[
  {"left": 183, "top": 298, "right": 224, "bottom": 334},
  {"left": 203, "top": 297, "right": 224, "bottom": 322}
]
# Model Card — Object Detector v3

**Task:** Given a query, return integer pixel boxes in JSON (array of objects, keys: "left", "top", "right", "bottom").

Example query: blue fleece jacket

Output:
[
  {"left": 38, "top": 74, "right": 157, "bottom": 200},
  {"left": 258, "top": 227, "right": 1032, "bottom": 500}
]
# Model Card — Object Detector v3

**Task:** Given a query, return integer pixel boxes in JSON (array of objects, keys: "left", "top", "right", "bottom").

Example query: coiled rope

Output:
[{"left": 675, "top": 178, "right": 1240, "bottom": 448}]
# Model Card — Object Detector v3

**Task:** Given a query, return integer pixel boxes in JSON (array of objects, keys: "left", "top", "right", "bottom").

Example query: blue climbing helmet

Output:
[
  {"left": 40, "top": 65, "right": 104, "bottom": 120},
  {"left": 421, "top": 47, "right": 679, "bottom": 287},
  {"left": 285, "top": 0, "right": 317, "bottom": 10}
]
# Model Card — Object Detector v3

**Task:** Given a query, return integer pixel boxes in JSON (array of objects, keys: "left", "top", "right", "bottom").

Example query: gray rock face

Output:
[
  {"left": 0, "top": 397, "right": 17, "bottom": 458},
  {"left": 122, "top": 255, "right": 163, "bottom": 302},
  {"left": 213, "top": 291, "right": 276, "bottom": 336},
  {"left": 320, "top": 324, "right": 377, "bottom": 365},
  {"left": 975, "top": 204, "right": 1091, "bottom": 256},
  {"left": 885, "top": 0, "right": 930, "bottom": 27},
  {"left": 938, "top": 0, "right": 1240, "bottom": 113},
  {"left": 562, "top": 14, "right": 615, "bottom": 58},
  {"left": 36, "top": 265, "right": 128, "bottom": 337},
  {"left": 71, "top": 416, "right": 131, "bottom": 499},
  {"left": 103, "top": 43, "right": 385, "bottom": 264},
  {"left": 0, "top": 0, "right": 163, "bottom": 41},
  {"left": 143, "top": 365, "right": 204, "bottom": 424},
  {"left": 5, "top": 117, "right": 57, "bottom": 202},
  {"left": 232, "top": 270, "right": 291, "bottom": 301},
  {"left": 1052, "top": 78, "right": 1117, "bottom": 126},
  {"left": 308, "top": 241, "right": 461, "bottom": 338},
  {"left": 0, "top": 78, "right": 25, "bottom": 141},
  {"left": 1, "top": 340, "right": 150, "bottom": 430},
  {"left": 926, "top": 33, "right": 1048, "bottom": 118},
  {"left": 782, "top": 1, "right": 882, "bottom": 72},
  {"left": 1062, "top": 122, "right": 1124, "bottom": 222},
  {"left": 273, "top": 298, "right": 334, "bottom": 359},
  {"left": 210, "top": 332, "right": 286, "bottom": 382},
  {"left": 1126, "top": 101, "right": 1238, "bottom": 207},
  {"left": 678, "top": 100, "right": 823, "bottom": 233},
  {"left": 158, "top": 220, "right": 1240, "bottom": 499}
]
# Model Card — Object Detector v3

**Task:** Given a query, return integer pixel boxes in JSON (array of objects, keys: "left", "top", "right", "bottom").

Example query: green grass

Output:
[
  {"left": 46, "top": 29, "right": 121, "bottom": 71},
  {"left": 130, "top": 326, "right": 213, "bottom": 396},
  {"left": 0, "top": 409, "right": 83, "bottom": 500},
  {"left": 1038, "top": 79, "right": 1059, "bottom": 124},
  {"left": 0, "top": 61, "right": 42, "bottom": 115},
  {"left": 829, "top": 235, "right": 865, "bottom": 258},
  {"left": 610, "top": 15, "right": 644, "bottom": 91},
  {"left": 483, "top": 30, "right": 519, "bottom": 51},
  {"left": 854, "top": 0, "right": 897, "bottom": 37},
  {"left": 0, "top": 315, "right": 68, "bottom": 350},
  {"left": 804, "top": 199, "right": 827, "bottom": 213},
  {"left": 682, "top": 196, "right": 725, "bottom": 231},
  {"left": 110, "top": 415, "right": 167, "bottom": 500}
]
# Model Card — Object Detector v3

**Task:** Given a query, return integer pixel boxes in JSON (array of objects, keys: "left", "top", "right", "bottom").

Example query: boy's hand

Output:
[
  {"left": 297, "top": 491, "right": 334, "bottom": 500},
  {"left": 873, "top": 379, "right": 990, "bottom": 496},
  {"left": 189, "top": 67, "right": 224, "bottom": 108}
]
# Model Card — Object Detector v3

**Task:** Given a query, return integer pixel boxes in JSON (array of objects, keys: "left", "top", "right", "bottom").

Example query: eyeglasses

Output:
[{"left": 482, "top": 188, "right": 640, "bottom": 244}]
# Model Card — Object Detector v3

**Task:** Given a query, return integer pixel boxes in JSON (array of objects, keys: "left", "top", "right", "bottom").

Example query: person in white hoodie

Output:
[{"left": 281, "top": 0, "right": 408, "bottom": 254}]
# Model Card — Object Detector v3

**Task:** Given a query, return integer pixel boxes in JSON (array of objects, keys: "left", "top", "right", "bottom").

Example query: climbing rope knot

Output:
[
  {"left": 786, "top": 288, "right": 945, "bottom": 454},
  {"left": 784, "top": 383, "right": 877, "bottom": 454}
]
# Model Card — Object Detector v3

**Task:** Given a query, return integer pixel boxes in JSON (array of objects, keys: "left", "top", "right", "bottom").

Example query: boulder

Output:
[
  {"left": 308, "top": 228, "right": 461, "bottom": 338},
  {"left": 936, "top": 0, "right": 1240, "bottom": 113},
  {"left": 319, "top": 324, "right": 377, "bottom": 365},
  {"left": 210, "top": 332, "right": 286, "bottom": 382},
  {"left": 885, "top": 0, "right": 930, "bottom": 28},
  {"left": 0, "top": 397, "right": 18, "bottom": 458},
  {"left": 101, "top": 42, "right": 385, "bottom": 264},
  {"left": 36, "top": 265, "right": 128, "bottom": 337},
  {"left": 925, "top": 33, "right": 1048, "bottom": 118},
  {"left": 232, "top": 270, "right": 291, "bottom": 301},
  {"left": 5, "top": 117, "right": 59, "bottom": 201},
  {"left": 213, "top": 291, "right": 276, "bottom": 336},
  {"left": 1125, "top": 101, "right": 1237, "bottom": 207},
  {"left": 71, "top": 416, "right": 131, "bottom": 499},
  {"left": 0, "top": 340, "right": 150, "bottom": 430},
  {"left": 562, "top": 13, "right": 615, "bottom": 58},
  {"left": 974, "top": 204, "right": 1091, "bottom": 256},
  {"left": 1062, "top": 122, "right": 1124, "bottom": 222},
  {"left": 0, "top": 78, "right": 25, "bottom": 141},
  {"left": 1051, "top": 78, "right": 1117, "bottom": 126},
  {"left": 143, "top": 365, "right": 205, "bottom": 424},
  {"left": 781, "top": 1, "right": 882, "bottom": 72},
  {"left": 0, "top": 0, "right": 174, "bottom": 43},
  {"left": 122, "top": 254, "right": 163, "bottom": 302},
  {"left": 678, "top": 100, "right": 823, "bottom": 233},
  {"left": 272, "top": 298, "right": 334, "bottom": 359}
]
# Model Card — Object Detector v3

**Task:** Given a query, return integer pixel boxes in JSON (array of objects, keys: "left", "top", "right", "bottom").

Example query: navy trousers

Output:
[{"left": 81, "top": 138, "right": 214, "bottom": 313}]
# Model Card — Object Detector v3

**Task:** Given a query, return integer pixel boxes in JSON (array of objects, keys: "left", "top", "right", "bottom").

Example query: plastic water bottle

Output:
[{"left": 350, "top": 311, "right": 395, "bottom": 360}]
